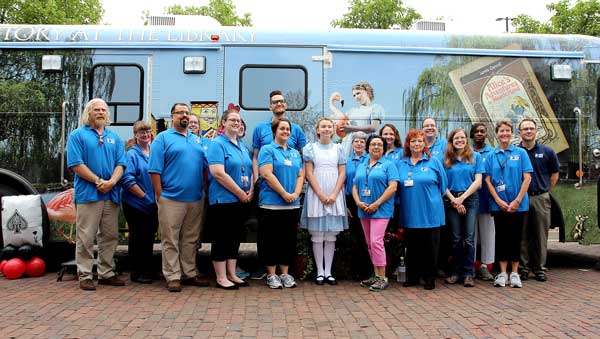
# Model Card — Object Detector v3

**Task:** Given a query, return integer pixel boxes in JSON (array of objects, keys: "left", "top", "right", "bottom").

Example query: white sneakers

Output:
[{"left": 494, "top": 272, "right": 522, "bottom": 288}]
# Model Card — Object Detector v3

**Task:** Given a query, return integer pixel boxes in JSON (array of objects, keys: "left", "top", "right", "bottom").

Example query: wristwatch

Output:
[{"left": 95, "top": 177, "right": 103, "bottom": 185}]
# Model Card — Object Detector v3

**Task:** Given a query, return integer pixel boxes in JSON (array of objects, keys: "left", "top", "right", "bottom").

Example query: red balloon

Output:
[
  {"left": 26, "top": 257, "right": 46, "bottom": 277},
  {"left": 4, "top": 258, "right": 26, "bottom": 279},
  {"left": 0, "top": 260, "right": 7, "bottom": 274}
]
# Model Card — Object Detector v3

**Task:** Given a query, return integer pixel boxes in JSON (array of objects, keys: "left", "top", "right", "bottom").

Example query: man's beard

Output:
[{"left": 178, "top": 119, "right": 189, "bottom": 128}]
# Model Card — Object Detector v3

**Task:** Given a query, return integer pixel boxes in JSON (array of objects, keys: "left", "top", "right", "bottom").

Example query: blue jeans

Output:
[{"left": 445, "top": 193, "right": 479, "bottom": 278}]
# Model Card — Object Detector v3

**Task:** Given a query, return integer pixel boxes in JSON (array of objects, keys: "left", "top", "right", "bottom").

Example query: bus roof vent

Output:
[
  {"left": 148, "top": 15, "right": 221, "bottom": 28},
  {"left": 411, "top": 20, "right": 446, "bottom": 31}
]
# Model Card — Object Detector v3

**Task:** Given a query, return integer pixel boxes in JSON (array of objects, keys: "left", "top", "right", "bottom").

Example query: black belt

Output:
[{"left": 528, "top": 190, "right": 547, "bottom": 196}]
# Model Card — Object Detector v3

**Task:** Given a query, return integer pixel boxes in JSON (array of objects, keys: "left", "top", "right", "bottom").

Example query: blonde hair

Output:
[
  {"left": 352, "top": 82, "right": 374, "bottom": 100},
  {"left": 315, "top": 117, "right": 335, "bottom": 139},
  {"left": 80, "top": 98, "right": 111, "bottom": 126}
]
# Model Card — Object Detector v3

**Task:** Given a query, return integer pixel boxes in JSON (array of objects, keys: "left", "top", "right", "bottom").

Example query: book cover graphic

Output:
[
  {"left": 191, "top": 102, "right": 218, "bottom": 139},
  {"left": 449, "top": 55, "right": 568, "bottom": 153}
]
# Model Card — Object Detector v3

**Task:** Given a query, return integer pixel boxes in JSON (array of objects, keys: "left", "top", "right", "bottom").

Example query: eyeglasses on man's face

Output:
[
  {"left": 270, "top": 99, "right": 285, "bottom": 105},
  {"left": 173, "top": 110, "right": 190, "bottom": 116}
]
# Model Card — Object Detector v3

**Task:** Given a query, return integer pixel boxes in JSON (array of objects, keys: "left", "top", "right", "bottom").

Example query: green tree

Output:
[
  {"left": 331, "top": 0, "right": 421, "bottom": 29},
  {"left": 0, "top": 0, "right": 103, "bottom": 24},
  {"left": 158, "top": 0, "right": 252, "bottom": 26},
  {"left": 513, "top": 0, "right": 600, "bottom": 36}
]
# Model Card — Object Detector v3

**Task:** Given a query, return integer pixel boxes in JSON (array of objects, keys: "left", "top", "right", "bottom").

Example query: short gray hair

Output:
[{"left": 351, "top": 131, "right": 368, "bottom": 142}]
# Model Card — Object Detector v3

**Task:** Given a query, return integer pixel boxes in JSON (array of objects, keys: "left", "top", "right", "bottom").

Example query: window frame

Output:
[
  {"left": 238, "top": 64, "right": 308, "bottom": 111},
  {"left": 89, "top": 63, "right": 144, "bottom": 126}
]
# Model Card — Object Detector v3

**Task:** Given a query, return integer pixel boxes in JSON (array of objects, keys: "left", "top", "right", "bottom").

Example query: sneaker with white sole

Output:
[
  {"left": 494, "top": 272, "right": 508, "bottom": 287},
  {"left": 509, "top": 272, "right": 522, "bottom": 288},
  {"left": 479, "top": 265, "right": 494, "bottom": 281},
  {"left": 266, "top": 274, "right": 283, "bottom": 289},
  {"left": 360, "top": 276, "right": 378, "bottom": 288},
  {"left": 279, "top": 274, "right": 297, "bottom": 288},
  {"left": 368, "top": 276, "right": 389, "bottom": 292}
]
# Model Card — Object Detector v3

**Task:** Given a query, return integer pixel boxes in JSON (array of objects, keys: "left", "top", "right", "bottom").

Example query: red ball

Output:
[
  {"left": 3, "top": 258, "right": 26, "bottom": 279},
  {"left": 0, "top": 260, "right": 7, "bottom": 274},
  {"left": 26, "top": 257, "right": 46, "bottom": 277}
]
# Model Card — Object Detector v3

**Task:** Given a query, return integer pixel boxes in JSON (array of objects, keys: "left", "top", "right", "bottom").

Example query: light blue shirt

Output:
[
  {"left": 352, "top": 158, "right": 399, "bottom": 219},
  {"left": 429, "top": 138, "right": 448, "bottom": 161},
  {"left": 384, "top": 147, "right": 404, "bottom": 204},
  {"left": 485, "top": 145, "right": 533, "bottom": 212},
  {"left": 345, "top": 153, "right": 367, "bottom": 195},
  {"left": 397, "top": 155, "right": 447, "bottom": 228},
  {"left": 120, "top": 145, "right": 156, "bottom": 214},
  {"left": 207, "top": 135, "right": 253, "bottom": 205},
  {"left": 148, "top": 128, "right": 204, "bottom": 202},
  {"left": 252, "top": 119, "right": 307, "bottom": 151},
  {"left": 258, "top": 142, "right": 303, "bottom": 207},
  {"left": 473, "top": 144, "right": 494, "bottom": 213},
  {"left": 67, "top": 125, "right": 126, "bottom": 204},
  {"left": 445, "top": 152, "right": 485, "bottom": 192}
]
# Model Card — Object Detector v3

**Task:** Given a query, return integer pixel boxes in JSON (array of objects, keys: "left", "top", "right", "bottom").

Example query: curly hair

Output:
[{"left": 403, "top": 129, "right": 430, "bottom": 158}]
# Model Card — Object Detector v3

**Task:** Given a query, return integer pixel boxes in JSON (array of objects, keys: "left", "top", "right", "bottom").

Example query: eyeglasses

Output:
[
  {"left": 369, "top": 143, "right": 384, "bottom": 148},
  {"left": 270, "top": 99, "right": 285, "bottom": 105},
  {"left": 520, "top": 127, "right": 536, "bottom": 131},
  {"left": 227, "top": 118, "right": 241, "bottom": 123},
  {"left": 136, "top": 129, "right": 152, "bottom": 135},
  {"left": 173, "top": 110, "right": 190, "bottom": 116}
]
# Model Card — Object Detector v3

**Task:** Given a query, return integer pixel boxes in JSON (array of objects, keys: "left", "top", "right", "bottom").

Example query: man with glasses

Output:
[
  {"left": 251, "top": 90, "right": 307, "bottom": 182},
  {"left": 422, "top": 117, "right": 447, "bottom": 161},
  {"left": 67, "top": 98, "right": 127, "bottom": 291},
  {"left": 518, "top": 118, "right": 559, "bottom": 282},
  {"left": 149, "top": 103, "right": 210, "bottom": 292}
]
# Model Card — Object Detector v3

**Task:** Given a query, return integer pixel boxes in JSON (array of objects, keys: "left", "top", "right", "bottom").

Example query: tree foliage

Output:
[
  {"left": 513, "top": 0, "right": 600, "bottom": 36},
  {"left": 331, "top": 0, "right": 421, "bottom": 29},
  {"left": 0, "top": 0, "right": 103, "bottom": 24},
  {"left": 162, "top": 0, "right": 252, "bottom": 26}
]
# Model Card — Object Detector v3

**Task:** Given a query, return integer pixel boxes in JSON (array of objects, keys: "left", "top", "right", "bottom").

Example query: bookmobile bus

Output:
[{"left": 0, "top": 24, "right": 599, "bottom": 268}]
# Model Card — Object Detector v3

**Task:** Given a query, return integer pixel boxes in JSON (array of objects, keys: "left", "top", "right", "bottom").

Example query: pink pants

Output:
[{"left": 360, "top": 218, "right": 389, "bottom": 267}]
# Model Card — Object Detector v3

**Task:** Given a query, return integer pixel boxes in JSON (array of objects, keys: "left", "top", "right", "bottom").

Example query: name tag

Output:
[
  {"left": 404, "top": 179, "right": 414, "bottom": 187},
  {"left": 362, "top": 188, "right": 371, "bottom": 197},
  {"left": 535, "top": 153, "right": 544, "bottom": 158},
  {"left": 284, "top": 159, "right": 292, "bottom": 167},
  {"left": 497, "top": 184, "right": 506, "bottom": 192},
  {"left": 241, "top": 175, "right": 249, "bottom": 188},
  {"left": 509, "top": 155, "right": 520, "bottom": 161}
]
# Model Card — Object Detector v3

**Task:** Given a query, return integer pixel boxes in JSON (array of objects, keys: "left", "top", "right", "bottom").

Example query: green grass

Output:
[{"left": 552, "top": 181, "right": 598, "bottom": 244}]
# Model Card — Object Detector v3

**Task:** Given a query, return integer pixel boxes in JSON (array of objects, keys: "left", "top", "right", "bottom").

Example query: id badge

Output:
[
  {"left": 404, "top": 179, "right": 414, "bottom": 187},
  {"left": 241, "top": 175, "right": 249, "bottom": 188},
  {"left": 283, "top": 159, "right": 292, "bottom": 166},
  {"left": 497, "top": 184, "right": 506, "bottom": 192},
  {"left": 362, "top": 188, "right": 371, "bottom": 197}
]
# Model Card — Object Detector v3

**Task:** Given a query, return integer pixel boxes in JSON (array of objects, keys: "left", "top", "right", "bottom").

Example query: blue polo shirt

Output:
[
  {"left": 519, "top": 142, "right": 559, "bottom": 192},
  {"left": 148, "top": 128, "right": 204, "bottom": 202},
  {"left": 67, "top": 125, "right": 126, "bottom": 205},
  {"left": 397, "top": 155, "right": 447, "bottom": 228},
  {"left": 120, "top": 145, "right": 156, "bottom": 214},
  {"left": 384, "top": 147, "right": 404, "bottom": 204},
  {"left": 485, "top": 145, "right": 533, "bottom": 212},
  {"left": 207, "top": 135, "right": 253, "bottom": 205},
  {"left": 474, "top": 144, "right": 494, "bottom": 213},
  {"left": 352, "top": 158, "right": 399, "bottom": 219},
  {"left": 445, "top": 152, "right": 485, "bottom": 192},
  {"left": 345, "top": 153, "right": 367, "bottom": 195},
  {"left": 258, "top": 142, "right": 303, "bottom": 207},
  {"left": 429, "top": 138, "right": 448, "bottom": 160},
  {"left": 252, "top": 119, "right": 307, "bottom": 151}
]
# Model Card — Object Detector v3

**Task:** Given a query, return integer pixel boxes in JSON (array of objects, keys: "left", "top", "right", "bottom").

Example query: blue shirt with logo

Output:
[
  {"left": 258, "top": 142, "right": 303, "bottom": 207},
  {"left": 429, "top": 138, "right": 448, "bottom": 161},
  {"left": 519, "top": 142, "right": 559, "bottom": 192},
  {"left": 445, "top": 152, "right": 485, "bottom": 192},
  {"left": 397, "top": 155, "right": 447, "bottom": 228},
  {"left": 352, "top": 158, "right": 399, "bottom": 219},
  {"left": 120, "top": 145, "right": 156, "bottom": 214},
  {"left": 485, "top": 144, "right": 533, "bottom": 212},
  {"left": 345, "top": 153, "right": 367, "bottom": 195},
  {"left": 252, "top": 119, "right": 307, "bottom": 151},
  {"left": 67, "top": 125, "right": 126, "bottom": 204},
  {"left": 148, "top": 128, "right": 205, "bottom": 202},
  {"left": 207, "top": 135, "right": 253, "bottom": 205},
  {"left": 473, "top": 144, "right": 494, "bottom": 213},
  {"left": 384, "top": 147, "right": 404, "bottom": 204}
]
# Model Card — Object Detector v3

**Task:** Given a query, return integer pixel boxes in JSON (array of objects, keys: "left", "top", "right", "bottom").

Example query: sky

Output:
[{"left": 101, "top": 0, "right": 556, "bottom": 33}]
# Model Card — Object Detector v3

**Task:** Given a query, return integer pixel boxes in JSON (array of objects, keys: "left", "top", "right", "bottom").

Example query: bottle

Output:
[{"left": 397, "top": 256, "right": 406, "bottom": 283}]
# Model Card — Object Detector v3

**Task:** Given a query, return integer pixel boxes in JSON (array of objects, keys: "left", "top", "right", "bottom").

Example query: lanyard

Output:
[
  {"left": 495, "top": 150, "right": 510, "bottom": 183},
  {"left": 365, "top": 161, "right": 379, "bottom": 187}
]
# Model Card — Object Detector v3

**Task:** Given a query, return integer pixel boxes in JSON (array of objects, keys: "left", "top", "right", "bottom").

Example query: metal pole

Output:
[
  {"left": 574, "top": 107, "right": 583, "bottom": 189},
  {"left": 60, "top": 101, "right": 67, "bottom": 187}
]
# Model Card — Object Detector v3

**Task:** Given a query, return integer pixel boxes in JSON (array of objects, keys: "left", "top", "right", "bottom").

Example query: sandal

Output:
[
  {"left": 315, "top": 275, "right": 325, "bottom": 285},
  {"left": 325, "top": 276, "right": 337, "bottom": 285}
]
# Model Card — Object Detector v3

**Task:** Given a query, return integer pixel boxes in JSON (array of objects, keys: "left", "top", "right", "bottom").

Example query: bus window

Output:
[
  {"left": 239, "top": 65, "right": 307, "bottom": 111},
  {"left": 90, "top": 64, "right": 143, "bottom": 125}
]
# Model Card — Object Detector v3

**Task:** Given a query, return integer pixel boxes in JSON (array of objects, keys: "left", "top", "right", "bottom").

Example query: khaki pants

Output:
[
  {"left": 76, "top": 201, "right": 119, "bottom": 281},
  {"left": 521, "top": 193, "right": 552, "bottom": 273},
  {"left": 158, "top": 197, "right": 203, "bottom": 281}
]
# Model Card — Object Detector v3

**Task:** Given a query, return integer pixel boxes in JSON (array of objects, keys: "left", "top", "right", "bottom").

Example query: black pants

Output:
[
  {"left": 493, "top": 211, "right": 526, "bottom": 262},
  {"left": 346, "top": 195, "right": 372, "bottom": 279},
  {"left": 257, "top": 208, "right": 300, "bottom": 267},
  {"left": 122, "top": 201, "right": 158, "bottom": 276},
  {"left": 405, "top": 227, "right": 440, "bottom": 283},
  {"left": 209, "top": 202, "right": 251, "bottom": 261}
]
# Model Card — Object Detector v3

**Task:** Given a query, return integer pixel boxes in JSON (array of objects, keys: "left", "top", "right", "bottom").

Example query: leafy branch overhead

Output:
[
  {"left": 0, "top": 0, "right": 103, "bottom": 24},
  {"left": 331, "top": 0, "right": 421, "bottom": 29},
  {"left": 513, "top": 0, "right": 600, "bottom": 36},
  {"left": 152, "top": 0, "right": 252, "bottom": 27}
]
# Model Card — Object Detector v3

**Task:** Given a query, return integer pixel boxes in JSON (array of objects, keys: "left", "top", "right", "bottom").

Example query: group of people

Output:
[{"left": 66, "top": 85, "right": 559, "bottom": 293}]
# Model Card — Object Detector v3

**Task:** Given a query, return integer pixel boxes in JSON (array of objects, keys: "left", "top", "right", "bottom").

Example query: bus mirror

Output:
[{"left": 41, "top": 55, "right": 63, "bottom": 72}]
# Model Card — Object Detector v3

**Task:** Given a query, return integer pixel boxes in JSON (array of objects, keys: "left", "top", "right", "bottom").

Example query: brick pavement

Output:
[{"left": 1, "top": 266, "right": 600, "bottom": 339}]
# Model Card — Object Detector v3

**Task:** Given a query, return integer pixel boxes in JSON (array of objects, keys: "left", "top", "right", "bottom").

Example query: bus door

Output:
[
  {"left": 88, "top": 54, "right": 151, "bottom": 140},
  {"left": 223, "top": 46, "right": 325, "bottom": 146}
]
